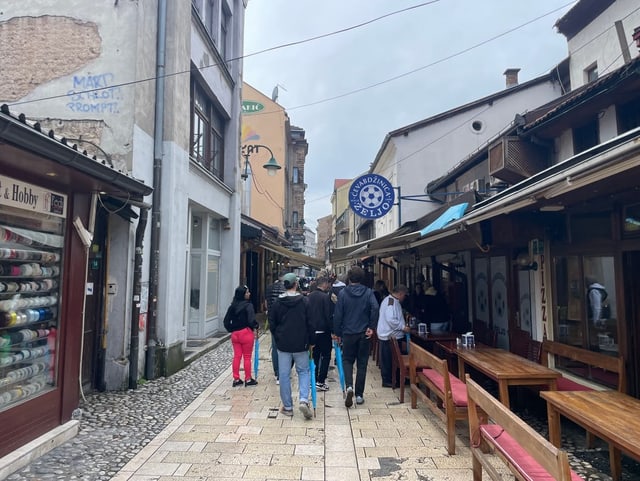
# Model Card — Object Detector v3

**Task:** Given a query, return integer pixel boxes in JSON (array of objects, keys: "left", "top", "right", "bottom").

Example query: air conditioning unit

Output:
[{"left": 489, "top": 136, "right": 548, "bottom": 184}]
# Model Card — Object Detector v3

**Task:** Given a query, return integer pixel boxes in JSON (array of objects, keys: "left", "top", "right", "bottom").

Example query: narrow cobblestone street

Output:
[{"left": 7, "top": 335, "right": 640, "bottom": 481}]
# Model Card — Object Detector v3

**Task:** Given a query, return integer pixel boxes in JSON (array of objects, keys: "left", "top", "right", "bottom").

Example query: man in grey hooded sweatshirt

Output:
[{"left": 333, "top": 266, "right": 379, "bottom": 407}]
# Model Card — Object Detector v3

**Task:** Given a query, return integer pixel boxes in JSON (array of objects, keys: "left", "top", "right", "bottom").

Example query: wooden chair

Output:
[
  {"left": 509, "top": 328, "right": 531, "bottom": 358},
  {"left": 527, "top": 339, "right": 543, "bottom": 364},
  {"left": 390, "top": 336, "right": 410, "bottom": 403}
]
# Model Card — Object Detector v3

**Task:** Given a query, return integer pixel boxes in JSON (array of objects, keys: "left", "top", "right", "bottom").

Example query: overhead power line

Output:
[{"left": 8, "top": 1, "right": 441, "bottom": 108}]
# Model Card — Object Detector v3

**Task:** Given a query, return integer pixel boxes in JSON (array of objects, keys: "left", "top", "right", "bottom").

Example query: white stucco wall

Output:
[
  {"left": 374, "top": 80, "right": 563, "bottom": 235},
  {"left": 566, "top": 0, "right": 640, "bottom": 89}
]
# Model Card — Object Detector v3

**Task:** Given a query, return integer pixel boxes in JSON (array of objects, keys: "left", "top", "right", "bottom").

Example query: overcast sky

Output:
[{"left": 243, "top": 0, "right": 576, "bottom": 232}]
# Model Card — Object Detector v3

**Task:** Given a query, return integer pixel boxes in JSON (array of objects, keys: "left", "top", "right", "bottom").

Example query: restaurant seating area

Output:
[{"left": 384, "top": 331, "right": 640, "bottom": 481}]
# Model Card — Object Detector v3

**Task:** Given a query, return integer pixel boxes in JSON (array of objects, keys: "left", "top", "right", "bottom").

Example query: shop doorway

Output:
[
  {"left": 82, "top": 208, "right": 108, "bottom": 392},
  {"left": 623, "top": 251, "right": 640, "bottom": 397}
]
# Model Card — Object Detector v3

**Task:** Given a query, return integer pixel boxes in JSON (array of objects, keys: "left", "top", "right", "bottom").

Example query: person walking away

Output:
[
  {"left": 376, "top": 285, "right": 409, "bottom": 388},
  {"left": 308, "top": 276, "right": 335, "bottom": 391},
  {"left": 333, "top": 266, "right": 379, "bottom": 407},
  {"left": 269, "top": 273, "right": 315, "bottom": 419},
  {"left": 223, "top": 285, "right": 259, "bottom": 387},
  {"left": 264, "top": 276, "right": 285, "bottom": 384}
]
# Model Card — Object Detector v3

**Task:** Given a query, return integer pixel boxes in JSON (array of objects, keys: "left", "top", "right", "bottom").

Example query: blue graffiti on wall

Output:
[{"left": 66, "top": 73, "right": 121, "bottom": 114}]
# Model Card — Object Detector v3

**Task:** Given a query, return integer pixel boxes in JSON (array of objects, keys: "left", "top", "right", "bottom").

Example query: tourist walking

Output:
[
  {"left": 223, "top": 285, "right": 259, "bottom": 387},
  {"left": 307, "top": 276, "right": 335, "bottom": 391},
  {"left": 269, "top": 273, "right": 315, "bottom": 419},
  {"left": 333, "top": 266, "right": 379, "bottom": 407},
  {"left": 264, "top": 275, "right": 285, "bottom": 384},
  {"left": 376, "top": 285, "right": 409, "bottom": 388}
]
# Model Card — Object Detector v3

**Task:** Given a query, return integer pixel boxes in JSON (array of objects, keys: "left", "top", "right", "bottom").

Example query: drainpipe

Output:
[
  {"left": 129, "top": 206, "right": 149, "bottom": 389},
  {"left": 146, "top": 0, "right": 167, "bottom": 380}
]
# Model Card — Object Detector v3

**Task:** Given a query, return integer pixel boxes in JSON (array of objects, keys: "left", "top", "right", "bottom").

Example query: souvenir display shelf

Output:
[{"left": 0, "top": 214, "right": 63, "bottom": 411}]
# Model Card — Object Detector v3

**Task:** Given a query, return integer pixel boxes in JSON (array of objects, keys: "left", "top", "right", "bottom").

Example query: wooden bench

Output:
[
  {"left": 540, "top": 340, "right": 625, "bottom": 392},
  {"left": 409, "top": 341, "right": 468, "bottom": 455},
  {"left": 541, "top": 339, "right": 625, "bottom": 447},
  {"left": 466, "top": 376, "right": 584, "bottom": 481}
]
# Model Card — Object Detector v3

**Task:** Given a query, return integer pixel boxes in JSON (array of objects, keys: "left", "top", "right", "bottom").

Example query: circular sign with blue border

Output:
[{"left": 349, "top": 174, "right": 395, "bottom": 219}]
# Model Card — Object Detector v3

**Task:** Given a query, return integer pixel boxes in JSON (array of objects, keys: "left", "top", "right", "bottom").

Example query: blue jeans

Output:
[{"left": 277, "top": 350, "right": 310, "bottom": 410}]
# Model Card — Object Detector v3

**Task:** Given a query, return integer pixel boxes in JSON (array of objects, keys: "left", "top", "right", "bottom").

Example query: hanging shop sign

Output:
[
  {"left": 0, "top": 174, "right": 67, "bottom": 218},
  {"left": 242, "top": 100, "right": 265, "bottom": 115},
  {"left": 349, "top": 174, "right": 395, "bottom": 219}
]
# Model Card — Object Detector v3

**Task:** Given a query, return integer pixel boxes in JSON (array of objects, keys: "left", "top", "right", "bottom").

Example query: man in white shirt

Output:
[{"left": 376, "top": 285, "right": 409, "bottom": 388}]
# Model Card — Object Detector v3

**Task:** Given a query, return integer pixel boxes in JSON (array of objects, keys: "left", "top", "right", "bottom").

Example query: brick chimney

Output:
[{"left": 504, "top": 68, "right": 521, "bottom": 88}]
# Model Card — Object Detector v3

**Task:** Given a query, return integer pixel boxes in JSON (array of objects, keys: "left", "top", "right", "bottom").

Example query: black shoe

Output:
[
  {"left": 232, "top": 379, "right": 243, "bottom": 387},
  {"left": 245, "top": 378, "right": 258, "bottom": 386},
  {"left": 382, "top": 382, "right": 393, "bottom": 388},
  {"left": 345, "top": 387, "right": 354, "bottom": 408}
]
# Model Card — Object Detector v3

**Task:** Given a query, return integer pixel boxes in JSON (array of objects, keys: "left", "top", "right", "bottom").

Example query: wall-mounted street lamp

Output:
[{"left": 241, "top": 144, "right": 281, "bottom": 180}]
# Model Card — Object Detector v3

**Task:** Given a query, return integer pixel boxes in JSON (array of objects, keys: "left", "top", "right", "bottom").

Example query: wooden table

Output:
[
  {"left": 457, "top": 347, "right": 560, "bottom": 408},
  {"left": 541, "top": 390, "right": 640, "bottom": 481},
  {"left": 410, "top": 331, "right": 458, "bottom": 353}
]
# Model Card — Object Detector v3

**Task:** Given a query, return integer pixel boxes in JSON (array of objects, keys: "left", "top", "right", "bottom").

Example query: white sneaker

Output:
[
  {"left": 356, "top": 395, "right": 364, "bottom": 405},
  {"left": 275, "top": 375, "right": 280, "bottom": 385},
  {"left": 299, "top": 401, "right": 313, "bottom": 420},
  {"left": 316, "top": 382, "right": 329, "bottom": 391}
]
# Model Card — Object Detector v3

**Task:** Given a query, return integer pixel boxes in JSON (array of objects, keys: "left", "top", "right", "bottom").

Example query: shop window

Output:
[
  {"left": 572, "top": 117, "right": 599, "bottom": 155},
  {"left": 190, "top": 78, "right": 226, "bottom": 180},
  {"left": 623, "top": 203, "right": 640, "bottom": 236},
  {"left": 553, "top": 255, "right": 618, "bottom": 384},
  {"left": 208, "top": 218, "right": 220, "bottom": 250},
  {"left": 0, "top": 177, "right": 66, "bottom": 411}
]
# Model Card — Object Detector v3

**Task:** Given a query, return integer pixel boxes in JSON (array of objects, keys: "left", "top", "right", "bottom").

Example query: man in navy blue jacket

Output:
[
  {"left": 333, "top": 266, "right": 379, "bottom": 407},
  {"left": 307, "top": 277, "right": 334, "bottom": 391}
]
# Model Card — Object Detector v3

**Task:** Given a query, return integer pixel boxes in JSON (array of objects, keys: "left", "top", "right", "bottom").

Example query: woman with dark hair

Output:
[{"left": 224, "top": 285, "right": 259, "bottom": 387}]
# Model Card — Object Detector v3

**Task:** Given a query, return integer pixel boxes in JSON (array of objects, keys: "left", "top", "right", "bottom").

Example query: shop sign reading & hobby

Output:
[{"left": 349, "top": 174, "right": 395, "bottom": 219}]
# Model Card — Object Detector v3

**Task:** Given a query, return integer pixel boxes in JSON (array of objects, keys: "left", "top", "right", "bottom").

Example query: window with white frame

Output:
[
  {"left": 190, "top": 77, "right": 226, "bottom": 179},
  {"left": 585, "top": 63, "right": 598, "bottom": 83}
]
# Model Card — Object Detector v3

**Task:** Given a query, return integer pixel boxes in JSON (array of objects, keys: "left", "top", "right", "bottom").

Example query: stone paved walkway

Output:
[{"left": 110, "top": 335, "right": 505, "bottom": 481}]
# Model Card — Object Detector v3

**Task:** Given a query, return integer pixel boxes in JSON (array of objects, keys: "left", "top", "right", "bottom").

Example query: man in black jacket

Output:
[
  {"left": 269, "top": 273, "right": 315, "bottom": 419},
  {"left": 333, "top": 266, "right": 379, "bottom": 408},
  {"left": 307, "top": 277, "right": 334, "bottom": 391},
  {"left": 264, "top": 276, "right": 285, "bottom": 383}
]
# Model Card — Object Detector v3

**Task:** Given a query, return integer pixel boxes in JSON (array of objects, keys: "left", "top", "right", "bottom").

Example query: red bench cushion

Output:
[
  {"left": 421, "top": 368, "right": 468, "bottom": 407},
  {"left": 556, "top": 376, "right": 594, "bottom": 392},
  {"left": 480, "top": 424, "right": 583, "bottom": 481}
]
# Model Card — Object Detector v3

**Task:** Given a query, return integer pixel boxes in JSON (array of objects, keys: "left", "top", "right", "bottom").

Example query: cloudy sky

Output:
[{"left": 243, "top": 0, "right": 576, "bottom": 232}]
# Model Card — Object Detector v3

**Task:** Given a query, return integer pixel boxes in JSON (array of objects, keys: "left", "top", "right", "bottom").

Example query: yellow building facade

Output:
[{"left": 241, "top": 83, "right": 287, "bottom": 233}]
